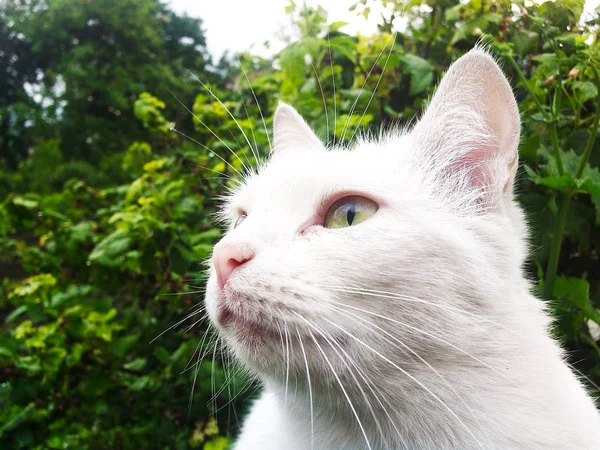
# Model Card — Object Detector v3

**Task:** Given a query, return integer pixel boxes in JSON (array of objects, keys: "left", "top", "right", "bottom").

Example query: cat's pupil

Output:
[{"left": 346, "top": 206, "right": 356, "bottom": 225}]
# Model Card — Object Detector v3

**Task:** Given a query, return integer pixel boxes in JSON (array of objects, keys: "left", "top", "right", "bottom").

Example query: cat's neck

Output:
[{"left": 262, "top": 290, "right": 599, "bottom": 449}]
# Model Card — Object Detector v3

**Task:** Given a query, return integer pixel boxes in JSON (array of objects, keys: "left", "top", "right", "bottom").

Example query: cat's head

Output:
[{"left": 204, "top": 49, "right": 526, "bottom": 386}]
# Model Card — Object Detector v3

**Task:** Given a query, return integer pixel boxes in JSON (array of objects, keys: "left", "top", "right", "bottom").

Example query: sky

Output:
[
  {"left": 167, "top": 0, "right": 389, "bottom": 59},
  {"left": 168, "top": 0, "right": 600, "bottom": 60}
]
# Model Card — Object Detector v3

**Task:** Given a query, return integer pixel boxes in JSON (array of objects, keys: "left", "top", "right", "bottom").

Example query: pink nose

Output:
[{"left": 212, "top": 242, "right": 254, "bottom": 289}]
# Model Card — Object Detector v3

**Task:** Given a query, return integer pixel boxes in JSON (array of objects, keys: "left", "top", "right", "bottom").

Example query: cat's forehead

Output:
[{"left": 233, "top": 147, "right": 395, "bottom": 215}]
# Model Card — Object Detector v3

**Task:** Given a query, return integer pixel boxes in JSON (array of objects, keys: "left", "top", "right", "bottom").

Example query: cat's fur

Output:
[{"left": 204, "top": 49, "right": 600, "bottom": 449}]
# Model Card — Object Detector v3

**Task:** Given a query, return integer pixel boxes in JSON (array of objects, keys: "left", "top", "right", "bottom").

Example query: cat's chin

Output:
[
  {"left": 213, "top": 298, "right": 349, "bottom": 371},
  {"left": 217, "top": 304, "right": 282, "bottom": 346}
]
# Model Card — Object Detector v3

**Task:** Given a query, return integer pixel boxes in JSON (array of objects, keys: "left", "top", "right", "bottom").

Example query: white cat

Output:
[{"left": 203, "top": 49, "right": 600, "bottom": 449}]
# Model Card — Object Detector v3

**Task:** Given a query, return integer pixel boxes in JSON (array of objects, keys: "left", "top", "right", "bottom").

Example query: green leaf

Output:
[
  {"left": 0, "top": 338, "right": 16, "bottom": 360},
  {"left": 328, "top": 36, "right": 357, "bottom": 61},
  {"left": 5, "top": 305, "right": 27, "bottom": 324},
  {"left": 0, "top": 403, "right": 35, "bottom": 438},
  {"left": 89, "top": 230, "right": 133, "bottom": 267},
  {"left": 592, "top": 195, "right": 600, "bottom": 226},
  {"left": 67, "top": 343, "right": 86, "bottom": 367},
  {"left": 129, "top": 376, "right": 151, "bottom": 391},
  {"left": 143, "top": 158, "right": 168, "bottom": 172},
  {"left": 279, "top": 42, "right": 306, "bottom": 93},
  {"left": 328, "top": 21, "right": 348, "bottom": 32},
  {"left": 529, "top": 151, "right": 600, "bottom": 196},
  {"left": 70, "top": 221, "right": 94, "bottom": 242},
  {"left": 12, "top": 196, "right": 39, "bottom": 210},
  {"left": 444, "top": 3, "right": 464, "bottom": 22},
  {"left": 126, "top": 177, "right": 145, "bottom": 203},
  {"left": 284, "top": 1, "right": 296, "bottom": 14},
  {"left": 554, "top": 276, "right": 600, "bottom": 326},
  {"left": 9, "top": 274, "right": 57, "bottom": 300},
  {"left": 399, "top": 54, "right": 433, "bottom": 95},
  {"left": 573, "top": 80, "right": 598, "bottom": 105},
  {"left": 524, "top": 165, "right": 576, "bottom": 192},
  {"left": 511, "top": 30, "right": 539, "bottom": 56},
  {"left": 124, "top": 358, "right": 147, "bottom": 371},
  {"left": 519, "top": 135, "right": 541, "bottom": 161},
  {"left": 42, "top": 347, "right": 67, "bottom": 378},
  {"left": 109, "top": 333, "right": 141, "bottom": 359},
  {"left": 203, "top": 436, "right": 231, "bottom": 450}
]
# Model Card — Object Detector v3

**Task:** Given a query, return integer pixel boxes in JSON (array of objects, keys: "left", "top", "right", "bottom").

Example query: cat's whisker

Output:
[
  {"left": 197, "top": 176, "right": 233, "bottom": 182},
  {"left": 170, "top": 127, "right": 244, "bottom": 179},
  {"left": 186, "top": 69, "right": 257, "bottom": 166},
  {"left": 230, "top": 370, "right": 241, "bottom": 432},
  {"left": 316, "top": 321, "right": 407, "bottom": 448},
  {"left": 275, "top": 321, "right": 289, "bottom": 409},
  {"left": 160, "top": 289, "right": 206, "bottom": 296},
  {"left": 340, "top": 33, "right": 394, "bottom": 143},
  {"left": 182, "top": 335, "right": 206, "bottom": 375},
  {"left": 327, "top": 302, "right": 484, "bottom": 425},
  {"left": 150, "top": 303, "right": 206, "bottom": 344},
  {"left": 183, "top": 311, "right": 209, "bottom": 335},
  {"left": 571, "top": 365, "right": 600, "bottom": 394},
  {"left": 322, "top": 316, "right": 485, "bottom": 450},
  {"left": 239, "top": 95, "right": 260, "bottom": 164},
  {"left": 296, "top": 327, "right": 314, "bottom": 450},
  {"left": 317, "top": 283, "right": 505, "bottom": 329},
  {"left": 168, "top": 90, "right": 249, "bottom": 175},
  {"left": 187, "top": 162, "right": 235, "bottom": 181},
  {"left": 184, "top": 283, "right": 208, "bottom": 291},
  {"left": 212, "top": 361, "right": 257, "bottom": 414},
  {"left": 236, "top": 56, "right": 271, "bottom": 153},
  {"left": 188, "top": 342, "right": 202, "bottom": 417},
  {"left": 312, "top": 63, "right": 329, "bottom": 146},
  {"left": 238, "top": 378, "right": 264, "bottom": 407},
  {"left": 216, "top": 339, "right": 229, "bottom": 428},
  {"left": 331, "top": 333, "right": 407, "bottom": 448},
  {"left": 210, "top": 359, "right": 242, "bottom": 404},
  {"left": 327, "top": 297, "right": 516, "bottom": 385},
  {"left": 297, "top": 314, "right": 373, "bottom": 450},
  {"left": 327, "top": 33, "right": 336, "bottom": 147},
  {"left": 285, "top": 324, "right": 292, "bottom": 407},
  {"left": 226, "top": 128, "right": 247, "bottom": 164},
  {"left": 189, "top": 327, "right": 219, "bottom": 417},
  {"left": 310, "top": 319, "right": 395, "bottom": 448},
  {"left": 209, "top": 335, "right": 224, "bottom": 416},
  {"left": 182, "top": 325, "right": 216, "bottom": 374},
  {"left": 349, "top": 32, "right": 397, "bottom": 144},
  {"left": 226, "top": 350, "right": 233, "bottom": 435},
  {"left": 318, "top": 284, "right": 478, "bottom": 319},
  {"left": 226, "top": 81, "right": 259, "bottom": 167}
]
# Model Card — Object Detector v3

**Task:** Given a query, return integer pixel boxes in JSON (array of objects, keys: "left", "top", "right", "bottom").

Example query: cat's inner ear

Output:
[
  {"left": 411, "top": 49, "right": 520, "bottom": 200},
  {"left": 272, "top": 102, "right": 324, "bottom": 154}
]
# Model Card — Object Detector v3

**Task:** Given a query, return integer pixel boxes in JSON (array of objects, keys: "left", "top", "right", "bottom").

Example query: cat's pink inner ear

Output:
[
  {"left": 272, "top": 102, "right": 324, "bottom": 155},
  {"left": 413, "top": 49, "right": 520, "bottom": 196}
]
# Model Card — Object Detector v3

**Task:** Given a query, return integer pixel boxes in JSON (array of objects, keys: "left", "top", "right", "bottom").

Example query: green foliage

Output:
[
  {"left": 0, "top": 0, "right": 209, "bottom": 175},
  {"left": 1, "top": 0, "right": 600, "bottom": 448},
  {"left": 0, "top": 146, "right": 240, "bottom": 447}
]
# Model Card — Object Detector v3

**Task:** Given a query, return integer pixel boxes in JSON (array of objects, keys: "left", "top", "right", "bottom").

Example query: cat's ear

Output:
[
  {"left": 411, "top": 49, "right": 520, "bottom": 201},
  {"left": 272, "top": 102, "right": 324, "bottom": 154}
]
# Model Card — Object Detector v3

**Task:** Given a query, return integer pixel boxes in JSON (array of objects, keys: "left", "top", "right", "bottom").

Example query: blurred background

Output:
[{"left": 1, "top": 0, "right": 600, "bottom": 448}]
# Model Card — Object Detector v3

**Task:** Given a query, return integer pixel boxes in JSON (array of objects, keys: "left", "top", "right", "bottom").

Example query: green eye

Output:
[
  {"left": 324, "top": 196, "right": 379, "bottom": 229},
  {"left": 234, "top": 213, "right": 247, "bottom": 228}
]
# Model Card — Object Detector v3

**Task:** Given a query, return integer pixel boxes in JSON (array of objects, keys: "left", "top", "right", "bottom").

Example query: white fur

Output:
[{"left": 204, "top": 49, "right": 600, "bottom": 449}]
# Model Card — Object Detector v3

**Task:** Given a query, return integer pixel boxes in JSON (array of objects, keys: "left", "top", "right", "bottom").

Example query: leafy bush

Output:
[{"left": 1, "top": 0, "right": 599, "bottom": 448}]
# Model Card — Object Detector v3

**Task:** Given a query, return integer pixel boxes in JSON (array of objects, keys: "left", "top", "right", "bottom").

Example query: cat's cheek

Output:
[{"left": 204, "top": 275, "right": 224, "bottom": 328}]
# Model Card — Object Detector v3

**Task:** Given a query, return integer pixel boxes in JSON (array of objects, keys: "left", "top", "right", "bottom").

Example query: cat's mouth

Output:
[
  {"left": 216, "top": 303, "right": 347, "bottom": 351},
  {"left": 217, "top": 305, "right": 348, "bottom": 358},
  {"left": 217, "top": 304, "right": 282, "bottom": 344}
]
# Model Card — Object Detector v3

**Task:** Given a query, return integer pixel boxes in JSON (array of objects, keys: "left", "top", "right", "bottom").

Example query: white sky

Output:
[
  {"left": 168, "top": 0, "right": 600, "bottom": 60},
  {"left": 168, "top": 0, "right": 390, "bottom": 59}
]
